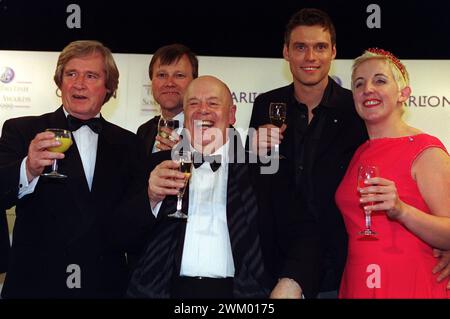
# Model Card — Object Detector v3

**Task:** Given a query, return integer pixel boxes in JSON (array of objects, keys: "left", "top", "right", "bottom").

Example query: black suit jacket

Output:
[
  {"left": 0, "top": 209, "right": 9, "bottom": 273},
  {"left": 249, "top": 79, "right": 368, "bottom": 297},
  {"left": 136, "top": 115, "right": 160, "bottom": 158},
  {"left": 0, "top": 106, "right": 154, "bottom": 298},
  {"left": 127, "top": 130, "right": 270, "bottom": 298}
]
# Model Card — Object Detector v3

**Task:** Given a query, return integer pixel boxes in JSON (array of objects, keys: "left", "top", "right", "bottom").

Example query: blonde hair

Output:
[
  {"left": 54, "top": 40, "right": 119, "bottom": 104},
  {"left": 351, "top": 49, "right": 409, "bottom": 91}
]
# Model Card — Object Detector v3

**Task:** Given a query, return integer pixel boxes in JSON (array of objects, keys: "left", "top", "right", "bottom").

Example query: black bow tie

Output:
[
  {"left": 192, "top": 153, "right": 222, "bottom": 172},
  {"left": 67, "top": 115, "right": 102, "bottom": 134}
]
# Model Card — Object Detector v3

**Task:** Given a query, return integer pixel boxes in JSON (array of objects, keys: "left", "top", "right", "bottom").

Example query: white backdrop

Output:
[
  {"left": 1, "top": 51, "right": 449, "bottom": 149},
  {"left": 0, "top": 50, "right": 450, "bottom": 291}
]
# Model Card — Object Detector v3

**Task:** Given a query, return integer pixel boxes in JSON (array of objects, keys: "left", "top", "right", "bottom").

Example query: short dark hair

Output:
[
  {"left": 148, "top": 43, "right": 198, "bottom": 80},
  {"left": 284, "top": 8, "right": 336, "bottom": 46}
]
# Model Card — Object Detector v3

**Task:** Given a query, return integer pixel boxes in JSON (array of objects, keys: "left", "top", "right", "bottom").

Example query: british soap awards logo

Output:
[
  {"left": 0, "top": 66, "right": 32, "bottom": 109},
  {"left": 0, "top": 67, "right": 15, "bottom": 84}
]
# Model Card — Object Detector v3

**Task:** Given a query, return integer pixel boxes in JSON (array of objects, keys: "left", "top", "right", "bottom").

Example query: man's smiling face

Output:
[{"left": 183, "top": 76, "right": 236, "bottom": 154}]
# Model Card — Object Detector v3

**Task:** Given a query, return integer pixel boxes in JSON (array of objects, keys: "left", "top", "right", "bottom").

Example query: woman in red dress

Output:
[{"left": 335, "top": 48, "right": 450, "bottom": 298}]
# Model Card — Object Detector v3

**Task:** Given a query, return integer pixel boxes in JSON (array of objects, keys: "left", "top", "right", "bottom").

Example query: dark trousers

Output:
[{"left": 171, "top": 276, "right": 233, "bottom": 299}]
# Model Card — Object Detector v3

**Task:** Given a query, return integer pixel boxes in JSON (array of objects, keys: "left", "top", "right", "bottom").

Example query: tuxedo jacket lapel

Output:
[
  {"left": 88, "top": 119, "right": 134, "bottom": 232},
  {"left": 226, "top": 162, "right": 245, "bottom": 263},
  {"left": 35, "top": 107, "right": 93, "bottom": 246},
  {"left": 48, "top": 106, "right": 70, "bottom": 131},
  {"left": 226, "top": 130, "right": 257, "bottom": 263},
  {"left": 91, "top": 118, "right": 118, "bottom": 196},
  {"left": 226, "top": 133, "right": 269, "bottom": 297},
  {"left": 140, "top": 116, "right": 159, "bottom": 158},
  {"left": 227, "top": 160, "right": 267, "bottom": 293},
  {"left": 46, "top": 107, "right": 92, "bottom": 212}
]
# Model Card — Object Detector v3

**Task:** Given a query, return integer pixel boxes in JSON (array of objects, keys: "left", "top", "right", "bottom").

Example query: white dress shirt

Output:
[
  {"left": 152, "top": 112, "right": 184, "bottom": 153},
  {"left": 179, "top": 141, "right": 235, "bottom": 278},
  {"left": 18, "top": 110, "right": 100, "bottom": 198}
]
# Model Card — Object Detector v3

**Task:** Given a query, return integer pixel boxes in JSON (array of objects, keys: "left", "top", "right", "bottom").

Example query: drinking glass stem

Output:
[
  {"left": 52, "top": 159, "right": 58, "bottom": 173},
  {"left": 176, "top": 193, "right": 183, "bottom": 212},
  {"left": 365, "top": 210, "right": 371, "bottom": 229}
]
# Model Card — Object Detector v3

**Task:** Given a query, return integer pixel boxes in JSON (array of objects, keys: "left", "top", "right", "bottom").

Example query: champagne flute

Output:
[
  {"left": 167, "top": 150, "right": 192, "bottom": 219},
  {"left": 269, "top": 102, "right": 286, "bottom": 159},
  {"left": 41, "top": 128, "right": 73, "bottom": 179},
  {"left": 357, "top": 165, "right": 379, "bottom": 237}
]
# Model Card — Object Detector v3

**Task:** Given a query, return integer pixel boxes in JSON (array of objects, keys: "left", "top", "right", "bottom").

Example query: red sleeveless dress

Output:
[{"left": 336, "top": 134, "right": 450, "bottom": 298}]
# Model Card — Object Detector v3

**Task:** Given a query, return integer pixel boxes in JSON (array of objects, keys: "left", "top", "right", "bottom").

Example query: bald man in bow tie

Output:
[
  {"left": 0, "top": 40, "right": 154, "bottom": 298},
  {"left": 127, "top": 76, "right": 269, "bottom": 299}
]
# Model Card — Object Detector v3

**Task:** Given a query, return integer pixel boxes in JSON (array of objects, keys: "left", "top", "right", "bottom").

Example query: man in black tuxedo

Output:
[
  {"left": 0, "top": 40, "right": 153, "bottom": 298},
  {"left": 136, "top": 44, "right": 198, "bottom": 157},
  {"left": 248, "top": 8, "right": 368, "bottom": 298},
  {"left": 127, "top": 76, "right": 269, "bottom": 298}
]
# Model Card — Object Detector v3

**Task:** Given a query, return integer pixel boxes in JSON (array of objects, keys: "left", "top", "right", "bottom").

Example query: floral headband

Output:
[{"left": 367, "top": 47, "right": 408, "bottom": 81}]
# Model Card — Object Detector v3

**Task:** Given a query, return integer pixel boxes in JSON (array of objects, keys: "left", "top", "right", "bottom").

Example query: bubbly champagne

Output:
[
  {"left": 178, "top": 161, "right": 192, "bottom": 195},
  {"left": 357, "top": 165, "right": 380, "bottom": 237},
  {"left": 168, "top": 150, "right": 192, "bottom": 219},
  {"left": 48, "top": 137, "right": 73, "bottom": 153},
  {"left": 159, "top": 130, "right": 170, "bottom": 139},
  {"left": 358, "top": 166, "right": 379, "bottom": 207}
]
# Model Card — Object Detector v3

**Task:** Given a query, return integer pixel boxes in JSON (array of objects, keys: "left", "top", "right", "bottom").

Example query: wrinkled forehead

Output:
[
  {"left": 185, "top": 79, "right": 229, "bottom": 102},
  {"left": 64, "top": 53, "right": 106, "bottom": 71}
]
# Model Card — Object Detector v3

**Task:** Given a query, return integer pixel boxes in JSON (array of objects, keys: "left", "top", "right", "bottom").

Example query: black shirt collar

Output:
[{"left": 288, "top": 76, "right": 338, "bottom": 110}]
